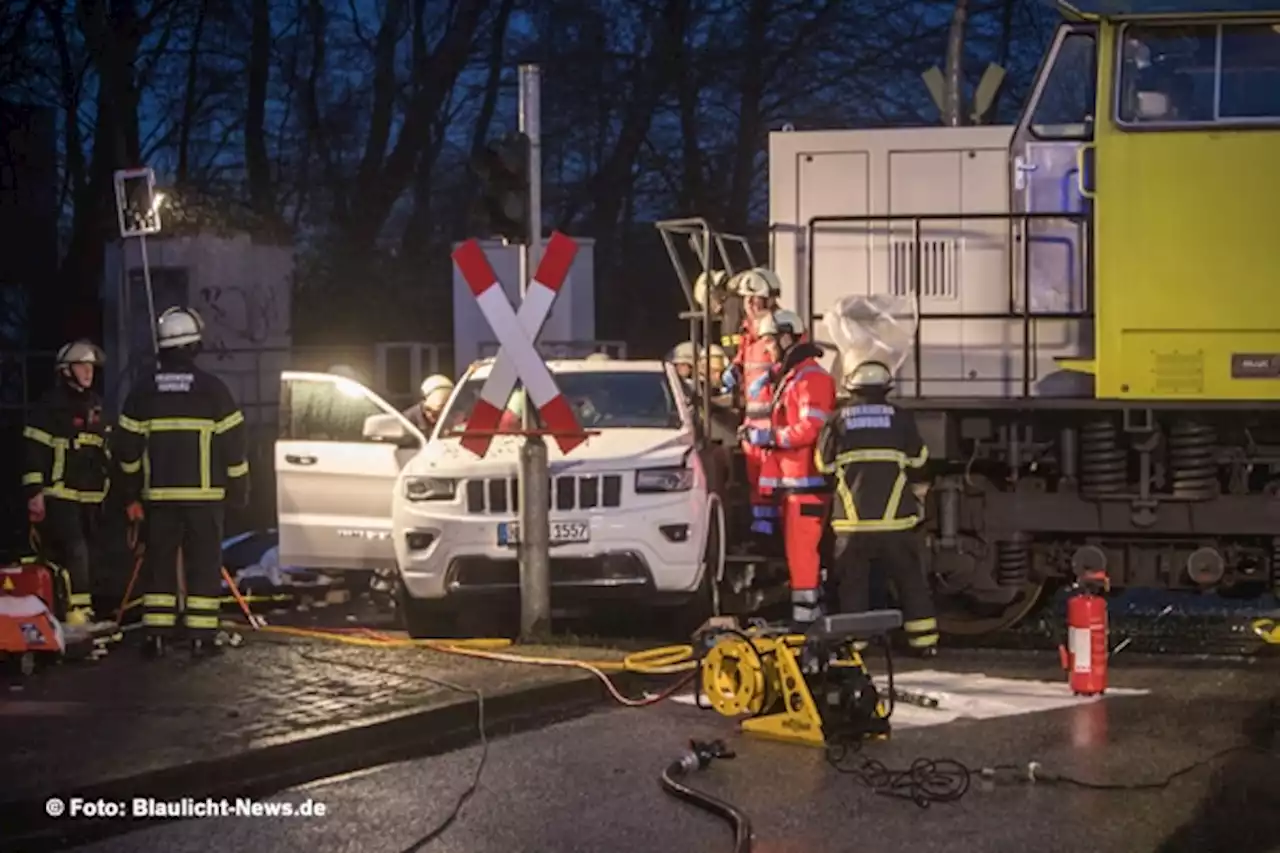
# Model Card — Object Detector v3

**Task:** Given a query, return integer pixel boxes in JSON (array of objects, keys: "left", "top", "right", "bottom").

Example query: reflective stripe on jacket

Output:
[
  {"left": 759, "top": 344, "right": 836, "bottom": 492},
  {"left": 737, "top": 326, "right": 776, "bottom": 427},
  {"left": 21, "top": 383, "right": 110, "bottom": 504},
  {"left": 112, "top": 354, "right": 249, "bottom": 503},
  {"left": 815, "top": 400, "right": 929, "bottom": 533}
]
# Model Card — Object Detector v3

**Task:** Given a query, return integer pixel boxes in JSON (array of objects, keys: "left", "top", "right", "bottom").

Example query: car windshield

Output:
[{"left": 439, "top": 370, "right": 683, "bottom": 433}]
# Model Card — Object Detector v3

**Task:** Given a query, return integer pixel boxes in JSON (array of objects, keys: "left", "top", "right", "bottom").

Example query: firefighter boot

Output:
[
  {"left": 141, "top": 635, "right": 167, "bottom": 659},
  {"left": 190, "top": 637, "right": 224, "bottom": 658}
]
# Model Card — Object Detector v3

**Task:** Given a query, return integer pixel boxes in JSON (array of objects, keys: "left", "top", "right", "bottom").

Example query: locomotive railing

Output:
[
  {"left": 656, "top": 217, "right": 760, "bottom": 440},
  {"left": 804, "top": 211, "right": 1094, "bottom": 399}
]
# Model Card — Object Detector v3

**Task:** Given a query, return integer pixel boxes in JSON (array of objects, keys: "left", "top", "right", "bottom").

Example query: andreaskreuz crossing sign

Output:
[{"left": 451, "top": 232, "right": 585, "bottom": 457}]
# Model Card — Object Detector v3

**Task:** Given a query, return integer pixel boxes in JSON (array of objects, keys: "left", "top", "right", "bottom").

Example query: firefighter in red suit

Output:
[
  {"left": 741, "top": 310, "right": 836, "bottom": 628},
  {"left": 726, "top": 268, "right": 782, "bottom": 535}
]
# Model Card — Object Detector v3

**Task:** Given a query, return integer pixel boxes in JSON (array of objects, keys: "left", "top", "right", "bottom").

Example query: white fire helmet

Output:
[
  {"left": 57, "top": 340, "right": 105, "bottom": 367},
  {"left": 731, "top": 267, "right": 782, "bottom": 299},
  {"left": 156, "top": 306, "right": 204, "bottom": 349},
  {"left": 669, "top": 342, "right": 696, "bottom": 367},
  {"left": 756, "top": 309, "right": 805, "bottom": 338},
  {"left": 842, "top": 353, "right": 893, "bottom": 390},
  {"left": 420, "top": 374, "right": 454, "bottom": 411},
  {"left": 699, "top": 344, "right": 728, "bottom": 371}
]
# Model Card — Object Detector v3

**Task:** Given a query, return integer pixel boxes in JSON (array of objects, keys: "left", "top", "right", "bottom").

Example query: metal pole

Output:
[
  {"left": 517, "top": 63, "right": 551, "bottom": 640},
  {"left": 138, "top": 234, "right": 159, "bottom": 357}
]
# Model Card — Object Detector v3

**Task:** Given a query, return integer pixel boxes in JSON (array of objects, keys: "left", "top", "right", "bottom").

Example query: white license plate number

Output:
[{"left": 498, "top": 521, "right": 589, "bottom": 547}]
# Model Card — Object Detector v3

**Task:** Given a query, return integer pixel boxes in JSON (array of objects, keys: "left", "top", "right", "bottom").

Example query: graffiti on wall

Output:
[{"left": 198, "top": 282, "right": 286, "bottom": 359}]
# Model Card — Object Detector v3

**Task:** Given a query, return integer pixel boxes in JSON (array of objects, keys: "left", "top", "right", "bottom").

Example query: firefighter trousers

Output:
[
  {"left": 140, "top": 504, "right": 225, "bottom": 640},
  {"left": 830, "top": 530, "right": 938, "bottom": 650},
  {"left": 742, "top": 443, "right": 777, "bottom": 534},
  {"left": 781, "top": 492, "right": 829, "bottom": 626},
  {"left": 39, "top": 498, "right": 98, "bottom": 615}
]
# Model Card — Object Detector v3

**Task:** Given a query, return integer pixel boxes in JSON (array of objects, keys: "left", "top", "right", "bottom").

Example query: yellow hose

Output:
[
  {"left": 239, "top": 622, "right": 699, "bottom": 674},
  {"left": 1251, "top": 618, "right": 1280, "bottom": 644}
]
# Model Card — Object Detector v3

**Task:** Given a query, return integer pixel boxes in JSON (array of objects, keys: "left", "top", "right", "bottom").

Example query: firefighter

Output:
[
  {"left": 742, "top": 310, "right": 836, "bottom": 628},
  {"left": 21, "top": 340, "right": 111, "bottom": 626},
  {"left": 730, "top": 269, "right": 782, "bottom": 535},
  {"left": 402, "top": 374, "right": 453, "bottom": 435},
  {"left": 112, "top": 307, "right": 249, "bottom": 658},
  {"left": 816, "top": 355, "right": 938, "bottom": 656},
  {"left": 669, "top": 342, "right": 696, "bottom": 382}
]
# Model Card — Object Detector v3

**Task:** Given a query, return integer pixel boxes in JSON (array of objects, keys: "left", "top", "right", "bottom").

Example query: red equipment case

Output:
[{"left": 0, "top": 560, "right": 68, "bottom": 619}]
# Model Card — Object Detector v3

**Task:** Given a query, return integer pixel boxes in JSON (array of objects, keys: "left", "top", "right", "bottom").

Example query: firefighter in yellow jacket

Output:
[
  {"left": 21, "top": 340, "right": 111, "bottom": 626},
  {"left": 112, "top": 307, "right": 249, "bottom": 658}
]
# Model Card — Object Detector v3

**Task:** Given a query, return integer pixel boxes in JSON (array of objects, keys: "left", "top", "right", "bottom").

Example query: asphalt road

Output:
[{"left": 66, "top": 650, "right": 1280, "bottom": 853}]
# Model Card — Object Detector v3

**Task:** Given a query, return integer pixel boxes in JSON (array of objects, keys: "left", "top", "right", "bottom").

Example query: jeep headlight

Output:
[
  {"left": 635, "top": 466, "right": 694, "bottom": 493},
  {"left": 404, "top": 476, "right": 457, "bottom": 501}
]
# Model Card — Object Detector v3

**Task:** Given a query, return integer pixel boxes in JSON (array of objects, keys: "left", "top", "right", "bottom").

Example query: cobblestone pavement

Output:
[{"left": 0, "top": 633, "right": 591, "bottom": 804}]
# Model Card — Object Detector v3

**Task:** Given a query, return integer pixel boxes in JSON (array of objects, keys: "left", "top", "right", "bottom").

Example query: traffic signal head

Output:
[{"left": 472, "top": 132, "right": 530, "bottom": 244}]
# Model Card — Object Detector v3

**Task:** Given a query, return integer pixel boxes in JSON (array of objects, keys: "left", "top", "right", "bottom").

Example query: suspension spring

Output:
[
  {"left": 996, "top": 537, "right": 1030, "bottom": 587},
  {"left": 1079, "top": 420, "right": 1126, "bottom": 497},
  {"left": 1168, "top": 421, "right": 1219, "bottom": 500}
]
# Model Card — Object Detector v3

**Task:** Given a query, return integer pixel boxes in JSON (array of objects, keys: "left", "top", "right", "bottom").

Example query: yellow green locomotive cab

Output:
[{"left": 1051, "top": 1, "right": 1280, "bottom": 400}]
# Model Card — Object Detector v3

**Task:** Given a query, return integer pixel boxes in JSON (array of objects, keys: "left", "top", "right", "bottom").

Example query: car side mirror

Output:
[{"left": 362, "top": 413, "right": 417, "bottom": 448}]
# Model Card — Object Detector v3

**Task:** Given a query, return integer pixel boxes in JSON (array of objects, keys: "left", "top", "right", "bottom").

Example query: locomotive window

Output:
[
  {"left": 1219, "top": 25, "right": 1280, "bottom": 119},
  {"left": 1030, "top": 31, "right": 1098, "bottom": 139},
  {"left": 1117, "top": 23, "right": 1280, "bottom": 125}
]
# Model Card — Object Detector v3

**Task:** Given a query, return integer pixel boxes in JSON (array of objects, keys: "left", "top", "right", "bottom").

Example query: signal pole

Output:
[
  {"left": 517, "top": 63, "right": 551, "bottom": 640},
  {"left": 111, "top": 168, "right": 164, "bottom": 410}
]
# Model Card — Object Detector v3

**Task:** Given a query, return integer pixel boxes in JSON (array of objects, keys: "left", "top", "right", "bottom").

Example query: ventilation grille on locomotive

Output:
[
  {"left": 889, "top": 238, "right": 958, "bottom": 299},
  {"left": 465, "top": 475, "right": 623, "bottom": 513}
]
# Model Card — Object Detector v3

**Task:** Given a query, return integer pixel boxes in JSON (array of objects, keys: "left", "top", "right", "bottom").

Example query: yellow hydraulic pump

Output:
[{"left": 697, "top": 610, "right": 903, "bottom": 749}]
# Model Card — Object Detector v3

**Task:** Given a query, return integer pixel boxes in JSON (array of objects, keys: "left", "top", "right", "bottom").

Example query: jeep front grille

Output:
[{"left": 464, "top": 475, "right": 623, "bottom": 514}]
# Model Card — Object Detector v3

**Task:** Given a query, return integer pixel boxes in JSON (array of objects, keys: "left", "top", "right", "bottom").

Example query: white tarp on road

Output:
[{"left": 670, "top": 670, "right": 1149, "bottom": 729}]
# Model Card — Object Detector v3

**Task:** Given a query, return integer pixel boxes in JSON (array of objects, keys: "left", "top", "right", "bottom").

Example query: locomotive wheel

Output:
[
  {"left": 925, "top": 532, "right": 1048, "bottom": 637},
  {"left": 935, "top": 581, "right": 1046, "bottom": 637}
]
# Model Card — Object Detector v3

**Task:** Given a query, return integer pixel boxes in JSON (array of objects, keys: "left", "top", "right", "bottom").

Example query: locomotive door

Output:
[{"left": 1008, "top": 23, "right": 1098, "bottom": 390}]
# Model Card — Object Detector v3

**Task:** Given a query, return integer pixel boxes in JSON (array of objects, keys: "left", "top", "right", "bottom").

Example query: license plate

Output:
[{"left": 498, "top": 521, "right": 589, "bottom": 547}]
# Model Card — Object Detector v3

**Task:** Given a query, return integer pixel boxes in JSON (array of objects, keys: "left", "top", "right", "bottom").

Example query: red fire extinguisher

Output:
[{"left": 1058, "top": 572, "right": 1109, "bottom": 696}]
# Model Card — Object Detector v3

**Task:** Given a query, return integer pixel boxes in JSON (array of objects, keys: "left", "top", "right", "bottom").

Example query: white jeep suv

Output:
[{"left": 273, "top": 359, "right": 726, "bottom": 636}]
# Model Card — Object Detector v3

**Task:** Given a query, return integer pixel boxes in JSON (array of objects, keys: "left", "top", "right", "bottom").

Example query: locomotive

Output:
[{"left": 663, "top": 0, "right": 1280, "bottom": 635}]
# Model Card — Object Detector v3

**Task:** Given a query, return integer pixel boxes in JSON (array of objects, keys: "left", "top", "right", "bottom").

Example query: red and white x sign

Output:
[{"left": 452, "top": 232, "right": 585, "bottom": 457}]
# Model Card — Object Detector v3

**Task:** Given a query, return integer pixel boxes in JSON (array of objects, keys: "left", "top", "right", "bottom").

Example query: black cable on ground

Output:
[
  {"left": 825, "top": 740, "right": 1267, "bottom": 808},
  {"left": 294, "top": 650, "right": 486, "bottom": 852},
  {"left": 1001, "top": 743, "right": 1265, "bottom": 791},
  {"left": 660, "top": 740, "right": 752, "bottom": 853},
  {"left": 825, "top": 742, "right": 971, "bottom": 808}
]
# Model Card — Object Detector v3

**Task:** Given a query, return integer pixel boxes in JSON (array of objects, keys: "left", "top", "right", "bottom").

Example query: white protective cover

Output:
[{"left": 823, "top": 294, "right": 920, "bottom": 384}]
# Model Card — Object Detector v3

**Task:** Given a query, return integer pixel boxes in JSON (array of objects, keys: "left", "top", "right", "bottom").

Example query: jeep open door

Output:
[{"left": 276, "top": 371, "right": 425, "bottom": 571}]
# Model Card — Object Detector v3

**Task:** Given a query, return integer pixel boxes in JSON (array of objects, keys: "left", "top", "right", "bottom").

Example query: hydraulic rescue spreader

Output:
[{"left": 696, "top": 610, "right": 904, "bottom": 748}]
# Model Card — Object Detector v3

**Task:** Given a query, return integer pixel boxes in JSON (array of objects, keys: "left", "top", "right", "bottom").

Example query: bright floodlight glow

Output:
[
  {"left": 335, "top": 378, "right": 365, "bottom": 398},
  {"left": 151, "top": 192, "right": 166, "bottom": 213}
]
